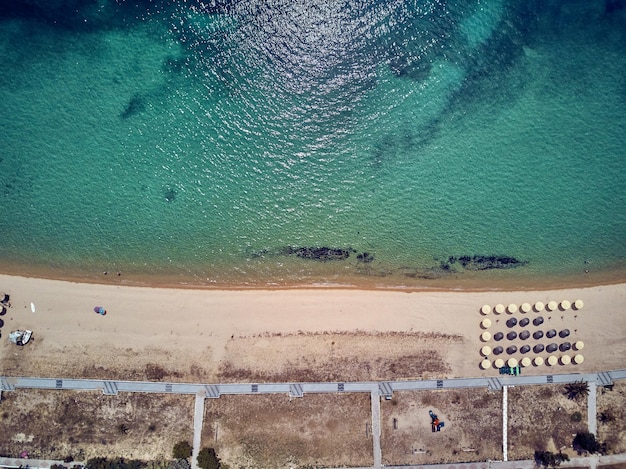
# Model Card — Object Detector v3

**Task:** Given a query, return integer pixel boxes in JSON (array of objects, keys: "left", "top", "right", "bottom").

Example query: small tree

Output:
[
  {"left": 197, "top": 448, "right": 220, "bottom": 469},
  {"left": 573, "top": 432, "right": 602, "bottom": 454},
  {"left": 172, "top": 441, "right": 193, "bottom": 460},
  {"left": 564, "top": 381, "right": 589, "bottom": 401}
]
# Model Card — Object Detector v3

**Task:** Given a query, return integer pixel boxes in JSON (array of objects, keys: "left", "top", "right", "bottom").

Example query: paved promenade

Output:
[{"left": 2, "top": 369, "right": 625, "bottom": 398}]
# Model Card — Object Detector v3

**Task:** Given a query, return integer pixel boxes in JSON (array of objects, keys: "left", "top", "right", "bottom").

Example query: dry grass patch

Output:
[
  {"left": 218, "top": 331, "right": 459, "bottom": 383},
  {"left": 596, "top": 382, "right": 626, "bottom": 454},
  {"left": 201, "top": 393, "right": 372, "bottom": 469},
  {"left": 380, "top": 388, "right": 502, "bottom": 465},
  {"left": 0, "top": 390, "right": 193, "bottom": 461},
  {"left": 0, "top": 343, "right": 215, "bottom": 383},
  {"left": 508, "top": 384, "right": 587, "bottom": 460}
]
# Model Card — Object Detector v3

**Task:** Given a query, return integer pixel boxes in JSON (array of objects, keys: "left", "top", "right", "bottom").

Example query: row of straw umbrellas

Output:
[
  {"left": 481, "top": 300, "right": 584, "bottom": 315},
  {"left": 480, "top": 342, "right": 584, "bottom": 356},
  {"left": 480, "top": 354, "right": 584, "bottom": 370}
]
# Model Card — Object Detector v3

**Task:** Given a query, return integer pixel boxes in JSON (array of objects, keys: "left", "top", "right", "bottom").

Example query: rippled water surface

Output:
[{"left": 0, "top": 0, "right": 625, "bottom": 287}]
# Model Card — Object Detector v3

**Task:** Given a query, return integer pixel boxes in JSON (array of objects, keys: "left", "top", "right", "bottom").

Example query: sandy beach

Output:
[{"left": 1, "top": 274, "right": 625, "bottom": 382}]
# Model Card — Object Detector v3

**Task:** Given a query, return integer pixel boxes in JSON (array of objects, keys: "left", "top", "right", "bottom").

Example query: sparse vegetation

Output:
[
  {"left": 534, "top": 450, "right": 569, "bottom": 468},
  {"left": 599, "top": 410, "right": 615, "bottom": 425},
  {"left": 86, "top": 457, "right": 146, "bottom": 469},
  {"left": 570, "top": 411, "right": 582, "bottom": 423},
  {"left": 564, "top": 381, "right": 589, "bottom": 401}
]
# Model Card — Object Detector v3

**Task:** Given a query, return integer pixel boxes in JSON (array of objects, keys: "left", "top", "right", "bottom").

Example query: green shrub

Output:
[
  {"left": 573, "top": 432, "right": 602, "bottom": 454},
  {"left": 570, "top": 411, "right": 582, "bottom": 422},
  {"left": 197, "top": 448, "right": 220, "bottom": 469},
  {"left": 172, "top": 441, "right": 193, "bottom": 460}
]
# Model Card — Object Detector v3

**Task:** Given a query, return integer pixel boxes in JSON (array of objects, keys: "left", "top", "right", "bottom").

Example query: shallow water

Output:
[{"left": 0, "top": 0, "right": 625, "bottom": 288}]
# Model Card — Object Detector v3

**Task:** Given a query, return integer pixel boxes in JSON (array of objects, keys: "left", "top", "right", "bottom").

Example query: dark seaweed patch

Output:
[
  {"left": 444, "top": 255, "right": 528, "bottom": 271},
  {"left": 282, "top": 247, "right": 355, "bottom": 261},
  {"left": 356, "top": 252, "right": 375, "bottom": 263}
]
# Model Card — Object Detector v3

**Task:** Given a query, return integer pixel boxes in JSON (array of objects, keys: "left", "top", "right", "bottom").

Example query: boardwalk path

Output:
[
  {"left": 2, "top": 369, "right": 625, "bottom": 398},
  {"left": 1, "top": 369, "right": 624, "bottom": 469}
]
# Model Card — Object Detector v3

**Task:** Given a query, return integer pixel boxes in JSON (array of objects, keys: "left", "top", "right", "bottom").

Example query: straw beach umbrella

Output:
[
  {"left": 495, "top": 304, "right": 505, "bottom": 314},
  {"left": 560, "top": 355, "right": 571, "bottom": 365},
  {"left": 534, "top": 301, "right": 544, "bottom": 312},
  {"left": 534, "top": 356, "right": 544, "bottom": 366},
  {"left": 547, "top": 355, "right": 558, "bottom": 366},
  {"left": 521, "top": 302, "right": 531, "bottom": 313},
  {"left": 481, "top": 331, "right": 491, "bottom": 342},
  {"left": 574, "top": 341, "right": 584, "bottom": 351},
  {"left": 574, "top": 354, "right": 584, "bottom": 364},
  {"left": 561, "top": 300, "right": 571, "bottom": 311},
  {"left": 481, "top": 318, "right": 492, "bottom": 329},
  {"left": 547, "top": 301, "right": 558, "bottom": 311},
  {"left": 481, "top": 346, "right": 492, "bottom": 356},
  {"left": 508, "top": 303, "right": 518, "bottom": 314},
  {"left": 521, "top": 357, "right": 531, "bottom": 367},
  {"left": 508, "top": 358, "right": 518, "bottom": 367},
  {"left": 494, "top": 358, "right": 505, "bottom": 368},
  {"left": 574, "top": 299, "right": 584, "bottom": 310},
  {"left": 481, "top": 359, "right": 491, "bottom": 370},
  {"left": 481, "top": 305, "right": 491, "bottom": 315}
]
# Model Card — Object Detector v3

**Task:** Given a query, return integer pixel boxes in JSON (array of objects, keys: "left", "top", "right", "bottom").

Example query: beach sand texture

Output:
[{"left": 1, "top": 274, "right": 625, "bottom": 382}]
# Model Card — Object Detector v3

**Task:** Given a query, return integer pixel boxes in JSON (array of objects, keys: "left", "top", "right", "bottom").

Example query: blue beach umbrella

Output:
[{"left": 93, "top": 306, "right": 106, "bottom": 315}]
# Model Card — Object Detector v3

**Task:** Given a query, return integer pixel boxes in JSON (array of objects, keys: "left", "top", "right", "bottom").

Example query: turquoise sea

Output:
[{"left": 0, "top": 0, "right": 625, "bottom": 288}]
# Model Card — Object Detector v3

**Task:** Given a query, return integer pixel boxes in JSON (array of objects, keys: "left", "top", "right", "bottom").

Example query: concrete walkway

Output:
[
  {"left": 191, "top": 391, "right": 206, "bottom": 469},
  {"left": 502, "top": 386, "right": 508, "bottom": 462},
  {"left": 370, "top": 391, "right": 382, "bottom": 468},
  {"left": 588, "top": 383, "right": 597, "bottom": 436}
]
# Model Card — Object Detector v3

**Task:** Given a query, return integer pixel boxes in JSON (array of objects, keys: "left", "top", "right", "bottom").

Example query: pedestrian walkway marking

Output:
[
  {"left": 251, "top": 384, "right": 258, "bottom": 393},
  {"left": 597, "top": 371, "right": 613, "bottom": 386},
  {"left": 0, "top": 377, "right": 15, "bottom": 391},
  {"left": 103, "top": 381, "right": 118, "bottom": 395},
  {"left": 488, "top": 378, "right": 502, "bottom": 391},
  {"left": 55, "top": 379, "right": 63, "bottom": 389},
  {"left": 437, "top": 380, "right": 444, "bottom": 389},
  {"left": 338, "top": 383, "right": 345, "bottom": 392},
  {"left": 165, "top": 383, "right": 173, "bottom": 392},
  {"left": 546, "top": 375, "right": 553, "bottom": 383},
  {"left": 204, "top": 385, "right": 220, "bottom": 398},
  {"left": 289, "top": 384, "right": 303, "bottom": 398},
  {"left": 378, "top": 382, "right": 393, "bottom": 398}
]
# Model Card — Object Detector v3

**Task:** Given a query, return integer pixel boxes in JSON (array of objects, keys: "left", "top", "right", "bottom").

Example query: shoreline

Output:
[{"left": 1, "top": 262, "right": 624, "bottom": 293}]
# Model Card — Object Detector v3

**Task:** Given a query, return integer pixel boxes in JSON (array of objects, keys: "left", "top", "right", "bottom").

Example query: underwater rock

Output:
[
  {"left": 445, "top": 255, "right": 528, "bottom": 271},
  {"left": 120, "top": 94, "right": 146, "bottom": 119},
  {"left": 283, "top": 247, "right": 354, "bottom": 261},
  {"left": 163, "top": 186, "right": 177, "bottom": 202},
  {"left": 356, "top": 252, "right": 375, "bottom": 263}
]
